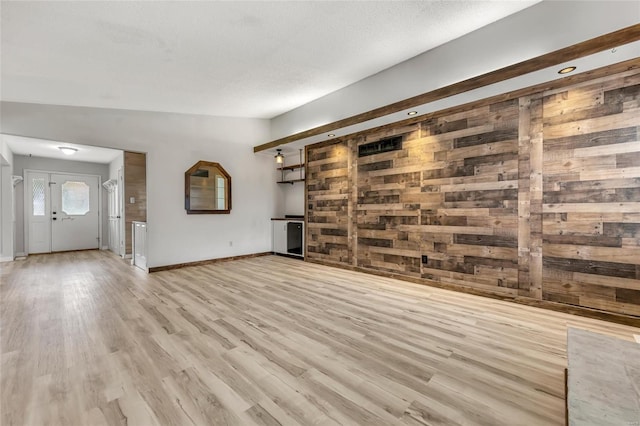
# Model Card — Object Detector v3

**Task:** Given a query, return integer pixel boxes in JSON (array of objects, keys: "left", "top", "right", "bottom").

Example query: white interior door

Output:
[
  {"left": 118, "top": 167, "right": 125, "bottom": 256},
  {"left": 50, "top": 173, "right": 100, "bottom": 252},
  {"left": 107, "top": 182, "right": 120, "bottom": 253},
  {"left": 26, "top": 171, "right": 51, "bottom": 254}
]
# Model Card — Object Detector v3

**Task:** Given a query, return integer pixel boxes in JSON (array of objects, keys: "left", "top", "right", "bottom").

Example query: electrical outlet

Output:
[{"left": 421, "top": 255, "right": 428, "bottom": 264}]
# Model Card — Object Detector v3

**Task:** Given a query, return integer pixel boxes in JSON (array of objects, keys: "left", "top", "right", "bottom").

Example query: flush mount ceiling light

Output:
[
  {"left": 58, "top": 146, "right": 78, "bottom": 155},
  {"left": 558, "top": 66, "right": 577, "bottom": 74},
  {"left": 327, "top": 134, "right": 335, "bottom": 138},
  {"left": 407, "top": 111, "right": 418, "bottom": 116},
  {"left": 274, "top": 148, "right": 284, "bottom": 164}
]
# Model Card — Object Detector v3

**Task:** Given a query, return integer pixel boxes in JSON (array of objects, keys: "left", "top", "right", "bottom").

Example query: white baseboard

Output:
[
  {"left": 16, "top": 252, "right": 26, "bottom": 257},
  {"left": 0, "top": 256, "right": 14, "bottom": 262},
  {"left": 123, "top": 254, "right": 132, "bottom": 259},
  {"left": 101, "top": 245, "right": 109, "bottom": 250}
]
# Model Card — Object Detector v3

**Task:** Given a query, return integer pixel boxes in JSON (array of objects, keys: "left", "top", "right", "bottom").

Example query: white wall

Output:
[
  {"left": 0, "top": 137, "right": 15, "bottom": 261},
  {"left": 283, "top": 184, "right": 304, "bottom": 217},
  {"left": 274, "top": 182, "right": 304, "bottom": 217},
  {"left": 1, "top": 103, "right": 275, "bottom": 267},
  {"left": 270, "top": 1, "right": 640, "bottom": 139},
  {"left": 12, "top": 155, "right": 110, "bottom": 254}
]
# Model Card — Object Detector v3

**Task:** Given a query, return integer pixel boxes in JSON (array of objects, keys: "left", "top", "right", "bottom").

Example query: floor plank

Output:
[{"left": 1, "top": 251, "right": 638, "bottom": 425}]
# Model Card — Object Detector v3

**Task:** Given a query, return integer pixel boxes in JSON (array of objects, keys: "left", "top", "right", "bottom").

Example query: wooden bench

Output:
[{"left": 566, "top": 327, "right": 640, "bottom": 426}]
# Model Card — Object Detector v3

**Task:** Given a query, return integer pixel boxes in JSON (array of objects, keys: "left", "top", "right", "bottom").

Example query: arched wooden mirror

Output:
[{"left": 185, "top": 161, "right": 231, "bottom": 214}]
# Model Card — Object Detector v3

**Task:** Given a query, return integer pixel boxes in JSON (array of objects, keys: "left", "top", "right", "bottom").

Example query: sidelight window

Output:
[{"left": 32, "top": 178, "right": 46, "bottom": 216}]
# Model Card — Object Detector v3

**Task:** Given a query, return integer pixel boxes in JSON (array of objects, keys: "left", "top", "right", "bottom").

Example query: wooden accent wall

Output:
[
  {"left": 306, "top": 67, "right": 640, "bottom": 317},
  {"left": 124, "top": 151, "right": 147, "bottom": 255},
  {"left": 306, "top": 142, "right": 351, "bottom": 265},
  {"left": 540, "top": 74, "right": 640, "bottom": 315}
]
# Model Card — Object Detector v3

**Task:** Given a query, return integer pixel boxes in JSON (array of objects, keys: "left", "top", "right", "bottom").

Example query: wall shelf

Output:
[
  {"left": 278, "top": 163, "right": 304, "bottom": 171},
  {"left": 277, "top": 179, "right": 305, "bottom": 184},
  {"left": 276, "top": 149, "right": 305, "bottom": 184}
]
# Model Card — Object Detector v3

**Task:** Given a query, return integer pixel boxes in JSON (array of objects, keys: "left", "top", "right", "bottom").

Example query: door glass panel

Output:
[
  {"left": 61, "top": 181, "right": 90, "bottom": 215},
  {"left": 32, "top": 178, "right": 46, "bottom": 216}
]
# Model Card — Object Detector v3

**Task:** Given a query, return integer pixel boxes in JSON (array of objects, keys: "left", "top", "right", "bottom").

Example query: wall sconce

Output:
[{"left": 275, "top": 149, "right": 284, "bottom": 164}]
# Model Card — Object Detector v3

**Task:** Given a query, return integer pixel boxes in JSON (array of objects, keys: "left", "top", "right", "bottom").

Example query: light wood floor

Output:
[{"left": 1, "top": 251, "right": 638, "bottom": 426}]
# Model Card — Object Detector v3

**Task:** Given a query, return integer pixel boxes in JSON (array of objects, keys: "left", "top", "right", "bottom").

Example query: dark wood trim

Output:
[
  {"left": 304, "top": 258, "right": 640, "bottom": 328},
  {"left": 149, "top": 251, "right": 271, "bottom": 272},
  {"left": 277, "top": 179, "right": 305, "bottom": 184},
  {"left": 254, "top": 24, "right": 640, "bottom": 152},
  {"left": 279, "top": 163, "right": 304, "bottom": 171},
  {"left": 185, "top": 160, "right": 232, "bottom": 214},
  {"left": 305, "top": 57, "right": 640, "bottom": 152}
]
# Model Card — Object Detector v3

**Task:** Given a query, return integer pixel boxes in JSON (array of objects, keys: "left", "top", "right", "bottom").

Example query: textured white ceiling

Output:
[{"left": 1, "top": 1, "right": 540, "bottom": 119}]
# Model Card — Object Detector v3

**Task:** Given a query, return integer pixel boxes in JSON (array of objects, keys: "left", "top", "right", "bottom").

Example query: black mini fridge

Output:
[{"left": 287, "top": 222, "right": 303, "bottom": 255}]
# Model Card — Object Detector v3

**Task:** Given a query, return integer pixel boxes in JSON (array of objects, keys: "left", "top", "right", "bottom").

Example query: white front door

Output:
[
  {"left": 50, "top": 174, "right": 100, "bottom": 252},
  {"left": 26, "top": 171, "right": 51, "bottom": 254},
  {"left": 26, "top": 171, "right": 100, "bottom": 254}
]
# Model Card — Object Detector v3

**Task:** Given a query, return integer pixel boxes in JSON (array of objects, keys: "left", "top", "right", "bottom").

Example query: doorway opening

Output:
[
  {"left": 26, "top": 171, "right": 101, "bottom": 253},
  {"left": 4, "top": 135, "right": 146, "bottom": 262}
]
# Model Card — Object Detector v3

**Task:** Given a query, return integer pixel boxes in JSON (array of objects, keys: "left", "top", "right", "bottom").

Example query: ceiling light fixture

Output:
[
  {"left": 327, "top": 134, "right": 335, "bottom": 138},
  {"left": 407, "top": 111, "right": 418, "bottom": 116},
  {"left": 59, "top": 147, "right": 78, "bottom": 155},
  {"left": 274, "top": 149, "right": 284, "bottom": 164},
  {"left": 558, "top": 66, "right": 577, "bottom": 74}
]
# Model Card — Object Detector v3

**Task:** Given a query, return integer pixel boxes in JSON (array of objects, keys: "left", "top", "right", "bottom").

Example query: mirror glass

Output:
[{"left": 185, "top": 161, "right": 231, "bottom": 214}]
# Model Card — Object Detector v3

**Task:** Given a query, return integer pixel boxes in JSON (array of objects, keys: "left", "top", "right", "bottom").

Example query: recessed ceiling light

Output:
[
  {"left": 558, "top": 66, "right": 577, "bottom": 74},
  {"left": 327, "top": 134, "right": 335, "bottom": 137},
  {"left": 407, "top": 111, "right": 418, "bottom": 116},
  {"left": 59, "top": 147, "right": 78, "bottom": 155}
]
